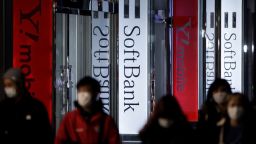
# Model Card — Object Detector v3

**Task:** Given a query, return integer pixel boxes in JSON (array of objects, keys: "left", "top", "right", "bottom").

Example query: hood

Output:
[
  {"left": 3, "top": 68, "right": 24, "bottom": 85},
  {"left": 3, "top": 68, "right": 29, "bottom": 98}
]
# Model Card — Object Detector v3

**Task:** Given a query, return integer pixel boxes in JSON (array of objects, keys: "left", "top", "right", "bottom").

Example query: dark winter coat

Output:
[
  {"left": 140, "top": 121, "right": 194, "bottom": 144},
  {"left": 0, "top": 94, "right": 53, "bottom": 144},
  {"left": 218, "top": 120, "right": 256, "bottom": 144},
  {"left": 197, "top": 104, "right": 226, "bottom": 144},
  {"left": 198, "top": 104, "right": 256, "bottom": 144}
]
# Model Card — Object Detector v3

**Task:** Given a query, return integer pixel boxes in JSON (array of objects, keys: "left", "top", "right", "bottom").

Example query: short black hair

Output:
[{"left": 76, "top": 76, "right": 101, "bottom": 93}]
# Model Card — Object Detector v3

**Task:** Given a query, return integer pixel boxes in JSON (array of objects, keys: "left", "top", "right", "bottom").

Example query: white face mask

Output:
[
  {"left": 4, "top": 87, "right": 17, "bottom": 98},
  {"left": 213, "top": 92, "right": 227, "bottom": 104},
  {"left": 158, "top": 118, "right": 173, "bottom": 128},
  {"left": 228, "top": 106, "right": 244, "bottom": 120},
  {"left": 77, "top": 92, "right": 92, "bottom": 108}
]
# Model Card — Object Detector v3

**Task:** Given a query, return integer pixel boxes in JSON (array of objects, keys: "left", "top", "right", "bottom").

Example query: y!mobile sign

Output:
[
  {"left": 119, "top": 0, "right": 149, "bottom": 134},
  {"left": 221, "top": 0, "right": 243, "bottom": 92},
  {"left": 13, "top": 0, "right": 53, "bottom": 121},
  {"left": 173, "top": 0, "right": 199, "bottom": 121},
  {"left": 91, "top": 1, "right": 111, "bottom": 114}
]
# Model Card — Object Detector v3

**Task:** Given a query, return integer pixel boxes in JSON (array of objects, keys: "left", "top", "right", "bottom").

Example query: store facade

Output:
[{"left": 1, "top": 0, "right": 256, "bottom": 143}]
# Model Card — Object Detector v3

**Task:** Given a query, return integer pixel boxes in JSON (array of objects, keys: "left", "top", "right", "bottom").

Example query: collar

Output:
[{"left": 74, "top": 101, "right": 104, "bottom": 118}]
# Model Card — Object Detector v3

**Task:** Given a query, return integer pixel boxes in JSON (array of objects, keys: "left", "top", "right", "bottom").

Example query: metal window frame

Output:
[
  {"left": 0, "top": 0, "right": 13, "bottom": 101},
  {"left": 53, "top": 0, "right": 119, "bottom": 133}
]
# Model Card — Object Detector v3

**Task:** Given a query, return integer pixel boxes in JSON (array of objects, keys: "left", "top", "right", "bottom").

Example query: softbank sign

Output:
[
  {"left": 119, "top": 0, "right": 149, "bottom": 134},
  {"left": 205, "top": 0, "right": 215, "bottom": 96},
  {"left": 91, "top": 1, "right": 111, "bottom": 114},
  {"left": 221, "top": 0, "right": 243, "bottom": 92}
]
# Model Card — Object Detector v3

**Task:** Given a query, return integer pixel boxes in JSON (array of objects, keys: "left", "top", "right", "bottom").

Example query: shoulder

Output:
[
  {"left": 103, "top": 114, "right": 114, "bottom": 123},
  {"left": 199, "top": 105, "right": 210, "bottom": 121},
  {"left": 62, "top": 110, "right": 80, "bottom": 122},
  {"left": 0, "top": 99, "right": 6, "bottom": 106},
  {"left": 0, "top": 99, "right": 13, "bottom": 110},
  {"left": 201, "top": 103, "right": 218, "bottom": 116},
  {"left": 29, "top": 97, "right": 45, "bottom": 107},
  {"left": 25, "top": 97, "right": 48, "bottom": 113},
  {"left": 101, "top": 114, "right": 118, "bottom": 128},
  {"left": 0, "top": 99, "right": 7, "bottom": 111}
]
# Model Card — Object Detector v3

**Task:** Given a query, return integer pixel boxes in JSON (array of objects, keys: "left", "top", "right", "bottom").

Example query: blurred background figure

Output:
[
  {"left": 197, "top": 79, "right": 232, "bottom": 144},
  {"left": 218, "top": 93, "right": 256, "bottom": 144},
  {"left": 250, "top": 95, "right": 256, "bottom": 115},
  {"left": 0, "top": 68, "right": 52, "bottom": 144},
  {"left": 139, "top": 95, "right": 194, "bottom": 144},
  {"left": 55, "top": 76, "right": 120, "bottom": 144}
]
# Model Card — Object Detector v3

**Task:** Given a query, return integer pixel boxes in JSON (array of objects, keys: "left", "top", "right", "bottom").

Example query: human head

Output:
[
  {"left": 76, "top": 76, "right": 101, "bottom": 109},
  {"left": 150, "top": 95, "right": 187, "bottom": 128},
  {"left": 207, "top": 78, "right": 232, "bottom": 105},
  {"left": 3, "top": 68, "right": 25, "bottom": 98},
  {"left": 227, "top": 93, "right": 249, "bottom": 121}
]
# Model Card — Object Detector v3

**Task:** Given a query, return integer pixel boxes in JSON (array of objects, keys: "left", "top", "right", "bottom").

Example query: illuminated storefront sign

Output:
[
  {"left": 118, "top": 0, "right": 149, "bottom": 134},
  {"left": 91, "top": 1, "right": 111, "bottom": 114},
  {"left": 205, "top": 0, "right": 216, "bottom": 96},
  {"left": 13, "top": 0, "right": 53, "bottom": 121},
  {"left": 221, "top": 0, "right": 243, "bottom": 92},
  {"left": 173, "top": 0, "right": 199, "bottom": 121}
]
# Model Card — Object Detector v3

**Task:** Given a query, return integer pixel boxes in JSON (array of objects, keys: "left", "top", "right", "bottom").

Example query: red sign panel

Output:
[
  {"left": 13, "top": 0, "right": 53, "bottom": 122},
  {"left": 173, "top": 0, "right": 198, "bottom": 121}
]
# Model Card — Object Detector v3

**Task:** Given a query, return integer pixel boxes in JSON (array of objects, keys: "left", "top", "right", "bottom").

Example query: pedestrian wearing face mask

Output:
[
  {"left": 218, "top": 93, "right": 256, "bottom": 144},
  {"left": 139, "top": 95, "right": 194, "bottom": 144},
  {"left": 55, "top": 76, "right": 120, "bottom": 144},
  {"left": 0, "top": 68, "right": 53, "bottom": 144},
  {"left": 197, "top": 79, "right": 232, "bottom": 144}
]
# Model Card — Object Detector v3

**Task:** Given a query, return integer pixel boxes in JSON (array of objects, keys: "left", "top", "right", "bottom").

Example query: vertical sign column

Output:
[
  {"left": 92, "top": 0, "right": 111, "bottom": 114},
  {"left": 119, "top": 0, "right": 149, "bottom": 134},
  {"left": 205, "top": 0, "right": 216, "bottom": 96},
  {"left": 13, "top": 0, "right": 53, "bottom": 121},
  {"left": 221, "top": 0, "right": 242, "bottom": 92},
  {"left": 173, "top": 0, "right": 199, "bottom": 121}
]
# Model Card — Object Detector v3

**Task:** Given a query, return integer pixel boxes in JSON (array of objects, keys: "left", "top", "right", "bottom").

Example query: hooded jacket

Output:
[
  {"left": 55, "top": 102, "right": 120, "bottom": 144},
  {"left": 0, "top": 68, "right": 53, "bottom": 144}
]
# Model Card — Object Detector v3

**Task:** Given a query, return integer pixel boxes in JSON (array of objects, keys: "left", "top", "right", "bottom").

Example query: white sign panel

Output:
[
  {"left": 205, "top": 0, "right": 215, "bottom": 95},
  {"left": 119, "top": 0, "right": 149, "bottom": 134},
  {"left": 221, "top": 0, "right": 243, "bottom": 92},
  {"left": 92, "top": 10, "right": 110, "bottom": 114}
]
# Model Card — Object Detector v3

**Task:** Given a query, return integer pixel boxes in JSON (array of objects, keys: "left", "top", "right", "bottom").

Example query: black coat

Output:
[
  {"left": 197, "top": 105, "right": 225, "bottom": 144},
  {"left": 140, "top": 121, "right": 195, "bottom": 144},
  {"left": 0, "top": 95, "right": 53, "bottom": 144},
  {"left": 198, "top": 105, "right": 256, "bottom": 144}
]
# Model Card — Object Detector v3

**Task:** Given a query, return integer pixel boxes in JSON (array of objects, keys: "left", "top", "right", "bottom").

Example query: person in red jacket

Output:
[{"left": 55, "top": 76, "right": 120, "bottom": 144}]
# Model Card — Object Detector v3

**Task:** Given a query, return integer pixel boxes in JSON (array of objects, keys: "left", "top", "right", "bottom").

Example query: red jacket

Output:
[{"left": 55, "top": 109, "right": 120, "bottom": 144}]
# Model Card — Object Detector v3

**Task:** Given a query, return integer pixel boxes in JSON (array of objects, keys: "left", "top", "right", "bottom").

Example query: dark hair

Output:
[
  {"left": 206, "top": 78, "right": 232, "bottom": 104},
  {"left": 227, "top": 93, "right": 250, "bottom": 110},
  {"left": 76, "top": 76, "right": 101, "bottom": 94},
  {"left": 153, "top": 95, "right": 186, "bottom": 120},
  {"left": 226, "top": 93, "right": 251, "bottom": 122},
  {"left": 140, "top": 95, "right": 188, "bottom": 135}
]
